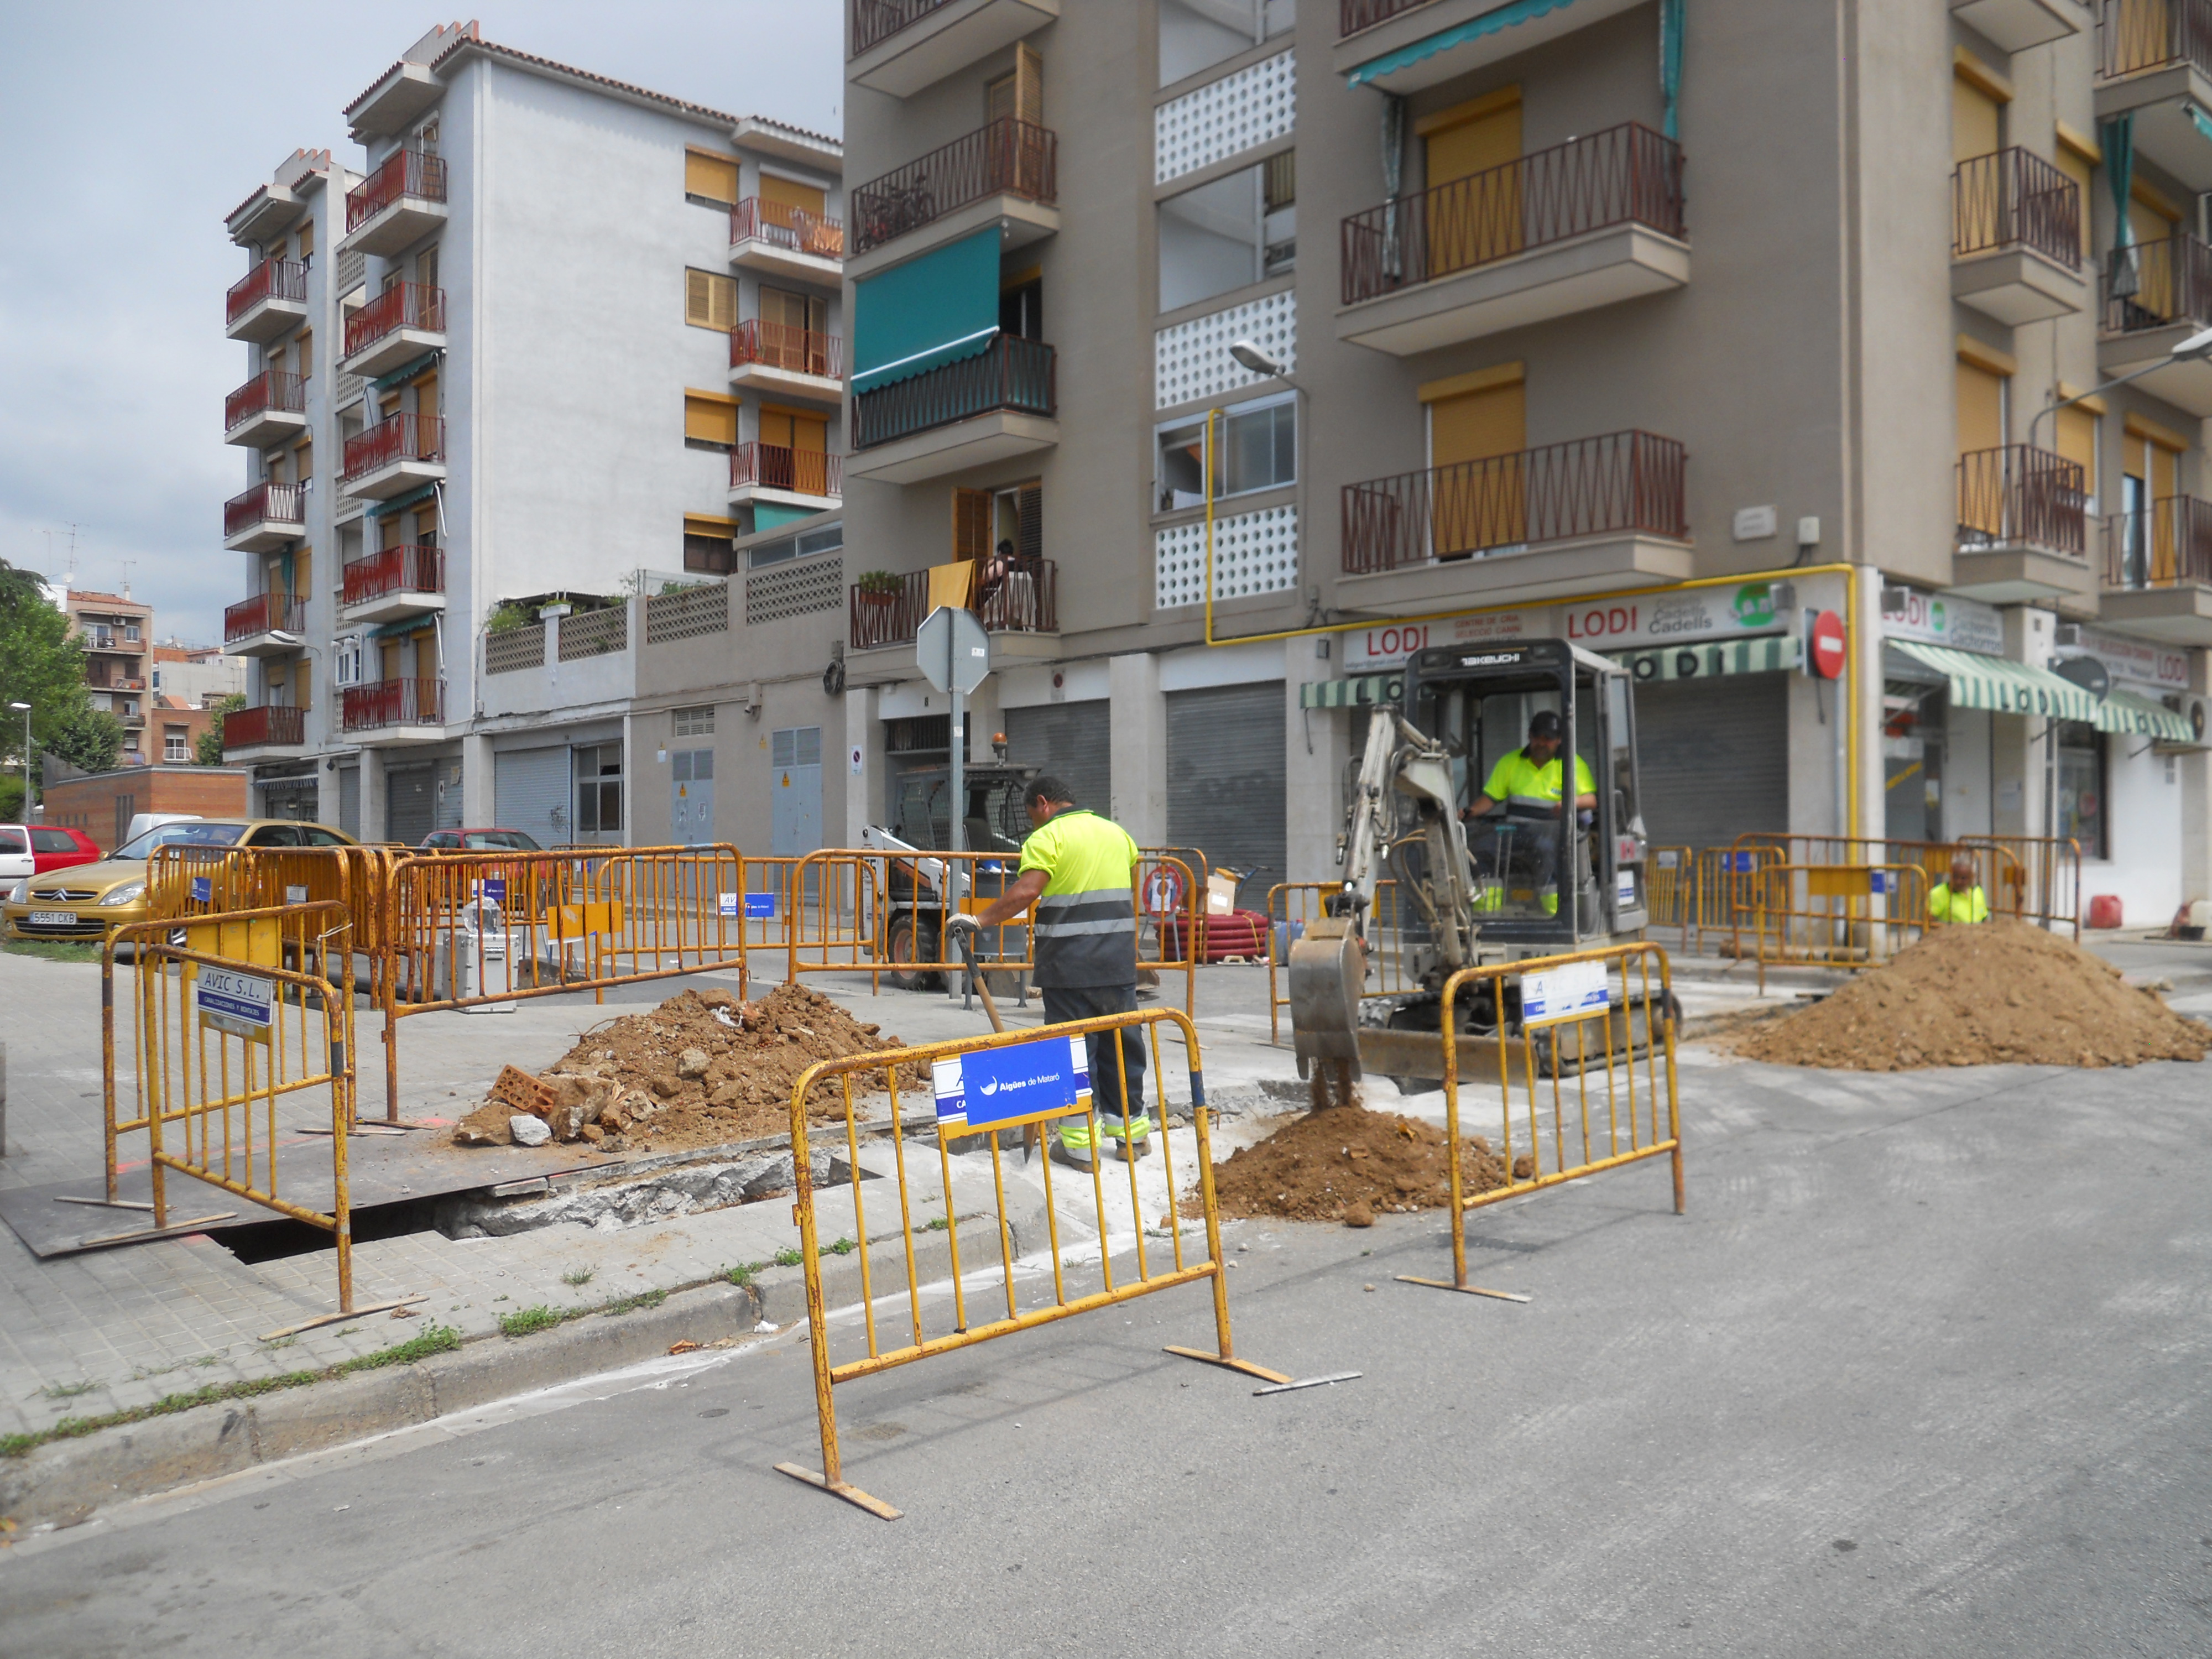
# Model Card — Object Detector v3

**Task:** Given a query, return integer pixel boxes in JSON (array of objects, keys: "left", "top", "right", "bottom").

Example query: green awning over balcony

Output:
[
  {"left": 1347, "top": 0, "right": 1587, "bottom": 87},
  {"left": 851, "top": 228, "right": 1001, "bottom": 395},
  {"left": 364, "top": 482, "right": 439, "bottom": 520}
]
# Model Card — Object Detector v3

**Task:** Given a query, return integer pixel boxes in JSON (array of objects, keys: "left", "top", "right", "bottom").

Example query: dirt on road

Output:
[{"left": 1202, "top": 1100, "right": 1518, "bottom": 1227}]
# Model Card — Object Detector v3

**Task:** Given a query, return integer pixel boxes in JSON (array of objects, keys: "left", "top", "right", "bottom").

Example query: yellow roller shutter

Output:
[
  {"left": 684, "top": 393, "right": 737, "bottom": 447},
  {"left": 759, "top": 173, "right": 826, "bottom": 218},
  {"left": 686, "top": 148, "right": 739, "bottom": 205}
]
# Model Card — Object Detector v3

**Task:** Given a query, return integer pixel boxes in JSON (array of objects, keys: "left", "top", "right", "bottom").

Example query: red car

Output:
[
  {"left": 1, "top": 824, "right": 101, "bottom": 877},
  {"left": 419, "top": 828, "right": 545, "bottom": 852}
]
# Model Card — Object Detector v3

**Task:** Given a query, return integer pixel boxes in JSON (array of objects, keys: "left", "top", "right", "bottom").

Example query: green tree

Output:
[
  {"left": 45, "top": 704, "right": 126, "bottom": 775},
  {"left": 0, "top": 556, "right": 92, "bottom": 802},
  {"left": 197, "top": 693, "right": 246, "bottom": 766}
]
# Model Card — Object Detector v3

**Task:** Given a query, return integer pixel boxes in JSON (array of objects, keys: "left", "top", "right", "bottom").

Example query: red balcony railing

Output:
[
  {"left": 343, "top": 281, "right": 445, "bottom": 361},
  {"left": 226, "top": 258, "right": 306, "bottom": 326},
  {"left": 223, "top": 705, "right": 306, "bottom": 751},
  {"left": 223, "top": 591, "right": 307, "bottom": 645},
  {"left": 852, "top": 0, "right": 950, "bottom": 54},
  {"left": 730, "top": 197, "right": 846, "bottom": 260},
  {"left": 1952, "top": 147, "right": 2080, "bottom": 268},
  {"left": 1957, "top": 445, "right": 2086, "bottom": 557},
  {"left": 851, "top": 118, "right": 1056, "bottom": 254},
  {"left": 343, "top": 544, "right": 446, "bottom": 607},
  {"left": 852, "top": 570, "right": 928, "bottom": 650},
  {"left": 1341, "top": 0, "right": 1434, "bottom": 33},
  {"left": 224, "top": 371, "right": 305, "bottom": 433},
  {"left": 346, "top": 148, "right": 448, "bottom": 233},
  {"left": 731, "top": 442, "right": 842, "bottom": 498},
  {"left": 342, "top": 412, "right": 445, "bottom": 484},
  {"left": 2105, "top": 497, "right": 2212, "bottom": 588},
  {"left": 849, "top": 557, "right": 1057, "bottom": 650},
  {"left": 2100, "top": 0, "right": 2212, "bottom": 77},
  {"left": 731, "top": 320, "right": 845, "bottom": 379},
  {"left": 852, "top": 335, "right": 1056, "bottom": 449},
  {"left": 223, "top": 481, "right": 306, "bottom": 539},
  {"left": 1342, "top": 431, "right": 1688, "bottom": 575},
  {"left": 342, "top": 678, "right": 445, "bottom": 733},
  {"left": 2103, "top": 232, "right": 2212, "bottom": 333},
  {"left": 1343, "top": 123, "right": 1685, "bottom": 305}
]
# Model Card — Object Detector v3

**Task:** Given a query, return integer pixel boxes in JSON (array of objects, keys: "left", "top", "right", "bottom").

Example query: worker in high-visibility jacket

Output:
[
  {"left": 1928, "top": 852, "right": 1991, "bottom": 925},
  {"left": 1460, "top": 709, "right": 1598, "bottom": 915},
  {"left": 952, "top": 776, "right": 1149, "bottom": 1168}
]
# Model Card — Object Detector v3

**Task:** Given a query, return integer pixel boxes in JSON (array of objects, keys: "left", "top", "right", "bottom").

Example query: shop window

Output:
[
  {"left": 2055, "top": 720, "right": 2107, "bottom": 859},
  {"left": 573, "top": 742, "right": 623, "bottom": 836},
  {"left": 1155, "top": 392, "right": 1295, "bottom": 511}
]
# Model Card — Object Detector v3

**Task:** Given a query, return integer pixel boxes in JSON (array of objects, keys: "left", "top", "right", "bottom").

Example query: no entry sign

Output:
[{"left": 1808, "top": 609, "right": 1846, "bottom": 680}]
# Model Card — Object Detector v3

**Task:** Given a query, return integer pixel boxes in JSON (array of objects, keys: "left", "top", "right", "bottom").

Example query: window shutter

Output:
[
  {"left": 293, "top": 659, "right": 313, "bottom": 713},
  {"left": 298, "top": 328, "right": 314, "bottom": 379},
  {"left": 1017, "top": 43, "right": 1043, "bottom": 127},
  {"left": 952, "top": 488, "right": 992, "bottom": 561},
  {"left": 1016, "top": 483, "right": 1042, "bottom": 561},
  {"left": 294, "top": 547, "right": 313, "bottom": 597},
  {"left": 686, "top": 268, "right": 712, "bottom": 327},
  {"left": 298, "top": 220, "right": 315, "bottom": 260},
  {"left": 294, "top": 436, "right": 313, "bottom": 482},
  {"left": 759, "top": 173, "right": 827, "bottom": 217},
  {"left": 685, "top": 148, "right": 739, "bottom": 205},
  {"left": 685, "top": 395, "right": 738, "bottom": 446}
]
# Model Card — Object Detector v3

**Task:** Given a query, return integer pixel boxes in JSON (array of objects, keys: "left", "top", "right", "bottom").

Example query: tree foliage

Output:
[
  {"left": 45, "top": 705, "right": 126, "bottom": 775},
  {"left": 197, "top": 693, "right": 247, "bottom": 767},
  {"left": 0, "top": 556, "right": 92, "bottom": 798}
]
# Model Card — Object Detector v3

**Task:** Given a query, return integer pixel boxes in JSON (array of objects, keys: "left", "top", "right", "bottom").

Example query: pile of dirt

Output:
[
  {"left": 449, "top": 983, "right": 927, "bottom": 1154},
  {"left": 1201, "top": 1099, "right": 1521, "bottom": 1227},
  {"left": 1736, "top": 920, "right": 2209, "bottom": 1071}
]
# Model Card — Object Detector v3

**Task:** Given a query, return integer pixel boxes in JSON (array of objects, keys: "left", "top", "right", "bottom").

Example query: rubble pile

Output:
[{"left": 1201, "top": 1099, "right": 1518, "bottom": 1227}]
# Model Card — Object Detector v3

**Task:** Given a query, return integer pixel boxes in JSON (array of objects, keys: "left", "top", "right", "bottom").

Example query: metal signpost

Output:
[{"left": 915, "top": 605, "right": 992, "bottom": 861}]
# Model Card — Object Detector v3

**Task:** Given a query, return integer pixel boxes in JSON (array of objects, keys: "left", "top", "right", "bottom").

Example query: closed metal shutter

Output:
[
  {"left": 495, "top": 745, "right": 570, "bottom": 849},
  {"left": 338, "top": 767, "right": 361, "bottom": 838},
  {"left": 386, "top": 764, "right": 436, "bottom": 847},
  {"left": 434, "top": 758, "right": 465, "bottom": 832},
  {"left": 1003, "top": 701, "right": 1111, "bottom": 815},
  {"left": 1632, "top": 674, "right": 1789, "bottom": 852},
  {"left": 1166, "top": 682, "right": 1285, "bottom": 905}
]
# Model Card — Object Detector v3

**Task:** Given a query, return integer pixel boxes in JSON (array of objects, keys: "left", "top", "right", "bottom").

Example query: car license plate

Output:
[{"left": 28, "top": 911, "right": 76, "bottom": 927}]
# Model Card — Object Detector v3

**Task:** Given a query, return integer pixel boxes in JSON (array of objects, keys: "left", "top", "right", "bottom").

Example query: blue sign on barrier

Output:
[
  {"left": 478, "top": 878, "right": 508, "bottom": 902},
  {"left": 746, "top": 891, "right": 777, "bottom": 920},
  {"left": 1869, "top": 871, "right": 1891, "bottom": 895},
  {"left": 191, "top": 875, "right": 212, "bottom": 902},
  {"left": 1729, "top": 852, "right": 1757, "bottom": 873},
  {"left": 933, "top": 1032, "right": 1092, "bottom": 1132}
]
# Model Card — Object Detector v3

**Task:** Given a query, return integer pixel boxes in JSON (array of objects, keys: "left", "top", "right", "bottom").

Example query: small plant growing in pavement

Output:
[
  {"left": 773, "top": 1246, "right": 805, "bottom": 1267},
  {"left": 562, "top": 1267, "right": 594, "bottom": 1287},
  {"left": 498, "top": 1306, "right": 562, "bottom": 1338}
]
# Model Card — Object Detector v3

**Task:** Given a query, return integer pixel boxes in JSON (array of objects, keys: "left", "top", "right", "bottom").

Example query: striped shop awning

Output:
[
  {"left": 2098, "top": 687, "right": 2197, "bottom": 742},
  {"left": 1888, "top": 641, "right": 2102, "bottom": 721},
  {"left": 1612, "top": 634, "right": 1802, "bottom": 682},
  {"left": 1298, "top": 673, "right": 1404, "bottom": 708}
]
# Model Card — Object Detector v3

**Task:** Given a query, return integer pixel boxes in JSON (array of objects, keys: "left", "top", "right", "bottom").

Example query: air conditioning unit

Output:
[
  {"left": 2052, "top": 623, "right": 2083, "bottom": 648},
  {"left": 2176, "top": 693, "right": 2212, "bottom": 750}
]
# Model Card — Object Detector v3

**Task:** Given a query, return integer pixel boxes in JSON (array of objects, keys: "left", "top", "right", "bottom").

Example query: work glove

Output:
[{"left": 945, "top": 914, "right": 982, "bottom": 951}]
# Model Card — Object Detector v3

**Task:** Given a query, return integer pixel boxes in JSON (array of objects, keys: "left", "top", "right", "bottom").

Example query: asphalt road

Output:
[{"left": 4, "top": 1053, "right": 2209, "bottom": 1657}]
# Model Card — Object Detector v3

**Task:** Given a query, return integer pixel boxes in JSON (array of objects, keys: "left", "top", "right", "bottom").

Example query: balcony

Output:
[
  {"left": 341, "top": 677, "right": 446, "bottom": 743},
  {"left": 847, "top": 117, "right": 1058, "bottom": 276},
  {"left": 849, "top": 0, "right": 1058, "bottom": 98},
  {"left": 1338, "top": 124, "right": 1688, "bottom": 356},
  {"left": 223, "top": 481, "right": 307, "bottom": 552},
  {"left": 2098, "top": 234, "right": 2212, "bottom": 414},
  {"left": 225, "top": 258, "right": 308, "bottom": 343},
  {"left": 342, "top": 412, "right": 446, "bottom": 499},
  {"left": 1954, "top": 444, "right": 2096, "bottom": 608},
  {"left": 2095, "top": 0, "right": 2212, "bottom": 191},
  {"left": 223, "top": 591, "right": 307, "bottom": 655},
  {"left": 223, "top": 371, "right": 307, "bottom": 448},
  {"left": 1950, "top": 0, "right": 2088, "bottom": 51},
  {"left": 729, "top": 443, "right": 842, "bottom": 511},
  {"left": 848, "top": 335, "right": 1057, "bottom": 483},
  {"left": 339, "top": 281, "right": 446, "bottom": 379},
  {"left": 1334, "top": 0, "right": 1647, "bottom": 93},
  {"left": 848, "top": 559, "right": 1058, "bottom": 659},
  {"left": 341, "top": 544, "right": 446, "bottom": 625},
  {"left": 340, "top": 148, "right": 448, "bottom": 258},
  {"left": 2100, "top": 499, "right": 2212, "bottom": 643},
  {"left": 1951, "top": 148, "right": 2086, "bottom": 325},
  {"left": 728, "top": 320, "right": 844, "bottom": 401},
  {"left": 1338, "top": 430, "right": 1693, "bottom": 615},
  {"left": 222, "top": 704, "right": 306, "bottom": 757},
  {"left": 728, "top": 197, "right": 844, "bottom": 283}
]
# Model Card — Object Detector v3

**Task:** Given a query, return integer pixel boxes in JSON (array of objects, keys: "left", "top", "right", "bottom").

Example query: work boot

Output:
[
  {"left": 1054, "top": 1117, "right": 1099, "bottom": 1171},
  {"left": 1098, "top": 1112, "right": 1154, "bottom": 1160}
]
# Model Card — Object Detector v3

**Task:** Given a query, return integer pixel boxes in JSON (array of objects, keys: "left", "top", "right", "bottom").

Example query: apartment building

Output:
[
  {"left": 220, "top": 23, "right": 843, "bottom": 844},
  {"left": 822, "top": 0, "right": 2211, "bottom": 917},
  {"left": 58, "top": 585, "right": 155, "bottom": 765}
]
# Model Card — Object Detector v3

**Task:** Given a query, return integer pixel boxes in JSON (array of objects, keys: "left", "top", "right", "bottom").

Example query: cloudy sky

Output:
[{"left": 0, "top": 1, "right": 842, "bottom": 645}]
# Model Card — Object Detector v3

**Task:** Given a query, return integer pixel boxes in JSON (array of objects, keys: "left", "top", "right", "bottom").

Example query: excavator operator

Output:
[{"left": 1459, "top": 709, "right": 1597, "bottom": 916}]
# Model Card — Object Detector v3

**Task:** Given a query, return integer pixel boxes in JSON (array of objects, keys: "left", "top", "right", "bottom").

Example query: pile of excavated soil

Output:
[
  {"left": 448, "top": 983, "right": 927, "bottom": 1155},
  {"left": 1737, "top": 920, "right": 2209, "bottom": 1072},
  {"left": 1200, "top": 1100, "right": 1521, "bottom": 1227}
]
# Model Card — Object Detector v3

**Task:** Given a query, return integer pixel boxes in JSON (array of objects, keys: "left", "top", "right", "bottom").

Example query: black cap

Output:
[{"left": 1527, "top": 710, "right": 1563, "bottom": 739}]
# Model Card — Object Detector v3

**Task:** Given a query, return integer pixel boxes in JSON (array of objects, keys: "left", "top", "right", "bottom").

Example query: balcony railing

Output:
[
  {"left": 224, "top": 371, "right": 305, "bottom": 432},
  {"left": 2100, "top": 0, "right": 2212, "bottom": 77},
  {"left": 852, "top": 0, "right": 951, "bottom": 54},
  {"left": 1342, "top": 123, "right": 1686, "bottom": 306},
  {"left": 2103, "top": 232, "right": 2212, "bottom": 332},
  {"left": 223, "top": 705, "right": 306, "bottom": 750},
  {"left": 849, "top": 558, "right": 1059, "bottom": 650},
  {"left": 730, "top": 320, "right": 845, "bottom": 379},
  {"left": 346, "top": 148, "right": 447, "bottom": 233},
  {"left": 1341, "top": 0, "right": 1434, "bottom": 32},
  {"left": 2105, "top": 497, "right": 2212, "bottom": 587},
  {"left": 1952, "top": 148, "right": 2080, "bottom": 268},
  {"left": 343, "top": 412, "right": 445, "bottom": 483},
  {"left": 226, "top": 258, "right": 306, "bottom": 325},
  {"left": 223, "top": 591, "right": 306, "bottom": 645},
  {"left": 223, "top": 481, "right": 306, "bottom": 539},
  {"left": 851, "top": 118, "right": 1057, "bottom": 254},
  {"left": 1342, "top": 431, "right": 1688, "bottom": 574},
  {"left": 731, "top": 442, "right": 842, "bottom": 498},
  {"left": 344, "top": 281, "right": 445, "bottom": 359},
  {"left": 852, "top": 335, "right": 1056, "bottom": 449},
  {"left": 1957, "top": 445, "right": 2087, "bottom": 557},
  {"left": 342, "top": 677, "right": 445, "bottom": 732},
  {"left": 730, "top": 197, "right": 846, "bottom": 260},
  {"left": 343, "top": 544, "right": 446, "bottom": 607}
]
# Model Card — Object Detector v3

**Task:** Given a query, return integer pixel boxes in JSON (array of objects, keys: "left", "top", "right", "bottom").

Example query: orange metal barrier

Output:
[
  {"left": 781, "top": 851, "right": 887, "bottom": 987},
  {"left": 1264, "top": 879, "right": 1412, "bottom": 1042},
  {"left": 788, "top": 847, "right": 1033, "bottom": 993},
  {"left": 775, "top": 1005, "right": 1285, "bottom": 1519},
  {"left": 1746, "top": 862, "right": 1928, "bottom": 990},
  {"left": 1135, "top": 854, "right": 1201, "bottom": 1016},
  {"left": 1729, "top": 832, "right": 2070, "bottom": 938},
  {"left": 1644, "top": 847, "right": 1696, "bottom": 948}
]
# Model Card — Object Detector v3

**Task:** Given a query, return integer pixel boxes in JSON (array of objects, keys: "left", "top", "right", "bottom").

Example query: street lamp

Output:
[
  {"left": 8, "top": 702, "right": 29, "bottom": 821},
  {"left": 1219, "top": 340, "right": 1310, "bottom": 633},
  {"left": 2026, "top": 325, "right": 2212, "bottom": 452}
]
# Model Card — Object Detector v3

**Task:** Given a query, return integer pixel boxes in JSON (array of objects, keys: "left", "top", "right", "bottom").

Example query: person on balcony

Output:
[{"left": 1459, "top": 709, "right": 1597, "bottom": 917}]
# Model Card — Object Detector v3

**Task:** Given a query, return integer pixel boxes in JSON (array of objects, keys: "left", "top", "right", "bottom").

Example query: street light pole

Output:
[{"left": 7, "top": 702, "right": 30, "bottom": 821}]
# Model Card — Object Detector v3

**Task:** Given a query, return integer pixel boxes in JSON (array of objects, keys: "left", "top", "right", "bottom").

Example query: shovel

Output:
[{"left": 955, "top": 928, "right": 1039, "bottom": 1164}]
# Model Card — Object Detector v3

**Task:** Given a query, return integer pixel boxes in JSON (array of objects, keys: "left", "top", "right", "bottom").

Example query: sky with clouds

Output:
[{"left": 0, "top": 1, "right": 842, "bottom": 646}]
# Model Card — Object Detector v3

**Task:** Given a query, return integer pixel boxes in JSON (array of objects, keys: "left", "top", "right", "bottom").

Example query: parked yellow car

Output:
[{"left": 3, "top": 819, "right": 356, "bottom": 943}]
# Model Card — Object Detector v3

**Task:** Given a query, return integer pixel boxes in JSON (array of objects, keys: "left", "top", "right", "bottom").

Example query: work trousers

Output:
[
  {"left": 1469, "top": 815, "right": 1562, "bottom": 890},
  {"left": 1041, "top": 983, "right": 1147, "bottom": 1126}
]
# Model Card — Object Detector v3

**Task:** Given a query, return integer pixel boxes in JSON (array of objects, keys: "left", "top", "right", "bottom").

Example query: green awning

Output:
[
  {"left": 1614, "top": 634, "right": 1802, "bottom": 682},
  {"left": 1888, "top": 641, "right": 2103, "bottom": 721},
  {"left": 2098, "top": 687, "right": 2195, "bottom": 742},
  {"left": 1347, "top": 0, "right": 1583, "bottom": 86},
  {"left": 851, "top": 228, "right": 1001, "bottom": 395},
  {"left": 1299, "top": 674, "right": 1404, "bottom": 708},
  {"left": 364, "top": 482, "right": 439, "bottom": 520},
  {"left": 371, "top": 351, "right": 440, "bottom": 393}
]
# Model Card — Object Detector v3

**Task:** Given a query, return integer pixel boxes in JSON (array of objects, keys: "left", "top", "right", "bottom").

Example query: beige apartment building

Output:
[{"left": 56, "top": 585, "right": 155, "bottom": 765}]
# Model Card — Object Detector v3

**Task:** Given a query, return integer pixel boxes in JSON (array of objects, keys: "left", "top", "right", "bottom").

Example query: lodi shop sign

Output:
[
  {"left": 1880, "top": 587, "right": 2005, "bottom": 655},
  {"left": 1342, "top": 581, "right": 1806, "bottom": 670},
  {"left": 2060, "top": 625, "right": 2191, "bottom": 690}
]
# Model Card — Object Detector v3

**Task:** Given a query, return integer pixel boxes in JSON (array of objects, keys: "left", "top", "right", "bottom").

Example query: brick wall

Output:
[{"left": 40, "top": 767, "right": 251, "bottom": 853}]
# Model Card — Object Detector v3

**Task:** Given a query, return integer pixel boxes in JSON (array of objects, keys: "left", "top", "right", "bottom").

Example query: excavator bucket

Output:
[{"left": 1287, "top": 919, "right": 1366, "bottom": 1083}]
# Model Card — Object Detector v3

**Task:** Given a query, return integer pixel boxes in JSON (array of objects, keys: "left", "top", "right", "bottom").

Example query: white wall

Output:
[{"left": 2089, "top": 727, "right": 2186, "bottom": 930}]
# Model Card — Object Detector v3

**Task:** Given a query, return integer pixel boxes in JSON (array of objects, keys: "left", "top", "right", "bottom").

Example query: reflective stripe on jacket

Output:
[
  {"left": 1481, "top": 748, "right": 1597, "bottom": 818},
  {"left": 1928, "top": 881, "right": 1990, "bottom": 924},
  {"left": 1020, "top": 807, "right": 1139, "bottom": 988}
]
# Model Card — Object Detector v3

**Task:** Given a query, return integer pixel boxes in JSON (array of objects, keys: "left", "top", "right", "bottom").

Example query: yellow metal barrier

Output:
[
  {"left": 1726, "top": 832, "right": 2076, "bottom": 939},
  {"left": 774, "top": 1006, "right": 1286, "bottom": 1519},
  {"left": 1644, "top": 847, "right": 1696, "bottom": 948},
  {"left": 1264, "top": 880, "right": 1412, "bottom": 1043},
  {"left": 782, "top": 851, "right": 887, "bottom": 987},
  {"left": 787, "top": 847, "right": 1032, "bottom": 992},
  {"left": 1414, "top": 942, "right": 1683, "bottom": 1298},
  {"left": 1747, "top": 863, "right": 1928, "bottom": 990},
  {"left": 1134, "top": 853, "right": 1201, "bottom": 1016}
]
